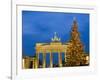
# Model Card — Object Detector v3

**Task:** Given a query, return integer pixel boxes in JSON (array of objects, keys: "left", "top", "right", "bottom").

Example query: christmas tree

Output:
[{"left": 65, "top": 18, "right": 88, "bottom": 66}]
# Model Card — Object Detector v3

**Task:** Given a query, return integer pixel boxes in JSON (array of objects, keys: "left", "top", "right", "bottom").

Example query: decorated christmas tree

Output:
[{"left": 65, "top": 18, "right": 88, "bottom": 66}]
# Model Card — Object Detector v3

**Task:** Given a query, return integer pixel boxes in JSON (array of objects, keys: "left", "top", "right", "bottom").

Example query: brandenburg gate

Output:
[{"left": 35, "top": 32, "right": 68, "bottom": 68}]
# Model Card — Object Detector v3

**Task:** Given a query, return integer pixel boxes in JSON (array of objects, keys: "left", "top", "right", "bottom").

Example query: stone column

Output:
[
  {"left": 36, "top": 53, "right": 39, "bottom": 68},
  {"left": 58, "top": 52, "right": 62, "bottom": 67},
  {"left": 43, "top": 53, "right": 46, "bottom": 68},
  {"left": 50, "top": 52, "right": 53, "bottom": 67},
  {"left": 22, "top": 58, "right": 25, "bottom": 69},
  {"left": 64, "top": 51, "right": 67, "bottom": 62}
]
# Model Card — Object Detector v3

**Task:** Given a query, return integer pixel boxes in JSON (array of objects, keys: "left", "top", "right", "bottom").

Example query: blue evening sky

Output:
[{"left": 22, "top": 11, "right": 89, "bottom": 64}]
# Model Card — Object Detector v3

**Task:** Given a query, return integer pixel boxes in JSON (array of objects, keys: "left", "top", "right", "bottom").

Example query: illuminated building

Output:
[{"left": 22, "top": 56, "right": 37, "bottom": 69}]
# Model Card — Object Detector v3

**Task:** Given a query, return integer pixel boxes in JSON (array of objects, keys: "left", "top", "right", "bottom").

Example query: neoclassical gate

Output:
[
  {"left": 36, "top": 42, "right": 67, "bottom": 68},
  {"left": 35, "top": 38, "right": 68, "bottom": 68}
]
